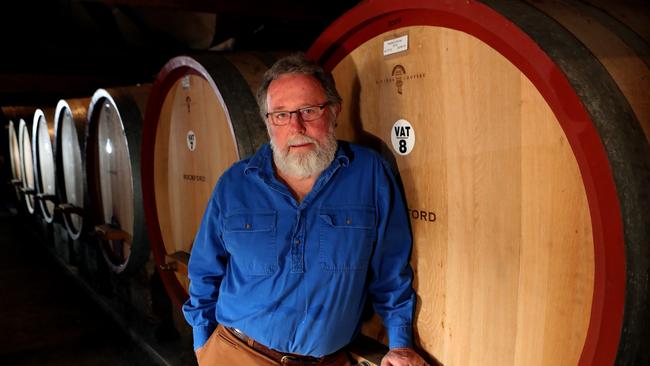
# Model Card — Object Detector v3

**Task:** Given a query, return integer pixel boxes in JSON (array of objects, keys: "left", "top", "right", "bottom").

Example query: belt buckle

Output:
[
  {"left": 231, "top": 328, "right": 246, "bottom": 339},
  {"left": 280, "top": 355, "right": 302, "bottom": 364},
  {"left": 281, "top": 354, "right": 323, "bottom": 365},
  {"left": 281, "top": 355, "right": 295, "bottom": 362}
]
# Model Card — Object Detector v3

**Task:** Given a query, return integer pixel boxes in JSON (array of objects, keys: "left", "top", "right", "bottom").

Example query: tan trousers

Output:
[{"left": 196, "top": 325, "right": 353, "bottom": 366}]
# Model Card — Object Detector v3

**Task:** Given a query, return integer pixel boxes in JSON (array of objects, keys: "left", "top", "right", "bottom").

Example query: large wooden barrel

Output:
[
  {"left": 54, "top": 98, "right": 91, "bottom": 240},
  {"left": 18, "top": 116, "right": 37, "bottom": 214},
  {"left": 86, "top": 85, "right": 151, "bottom": 274},
  {"left": 307, "top": 1, "right": 649, "bottom": 365},
  {"left": 32, "top": 108, "right": 58, "bottom": 223},
  {"left": 141, "top": 53, "right": 274, "bottom": 306}
]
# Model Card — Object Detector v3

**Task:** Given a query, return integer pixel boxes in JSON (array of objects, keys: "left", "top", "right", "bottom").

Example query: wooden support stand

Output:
[{"left": 160, "top": 251, "right": 190, "bottom": 277}]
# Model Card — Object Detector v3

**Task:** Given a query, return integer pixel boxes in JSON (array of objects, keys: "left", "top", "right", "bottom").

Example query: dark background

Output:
[{"left": 0, "top": 0, "right": 361, "bottom": 107}]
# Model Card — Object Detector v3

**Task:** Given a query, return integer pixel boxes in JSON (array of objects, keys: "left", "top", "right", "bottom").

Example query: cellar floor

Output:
[{"left": 0, "top": 203, "right": 165, "bottom": 366}]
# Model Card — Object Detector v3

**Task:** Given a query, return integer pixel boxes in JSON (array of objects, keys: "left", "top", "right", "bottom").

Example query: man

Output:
[{"left": 183, "top": 53, "right": 428, "bottom": 366}]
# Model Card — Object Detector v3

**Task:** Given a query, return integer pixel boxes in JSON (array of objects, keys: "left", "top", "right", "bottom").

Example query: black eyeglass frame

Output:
[{"left": 265, "top": 102, "right": 331, "bottom": 126}]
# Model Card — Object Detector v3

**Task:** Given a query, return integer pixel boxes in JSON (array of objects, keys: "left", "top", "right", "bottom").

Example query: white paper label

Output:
[
  {"left": 391, "top": 119, "right": 415, "bottom": 155},
  {"left": 383, "top": 35, "right": 409, "bottom": 56},
  {"left": 187, "top": 130, "right": 196, "bottom": 151},
  {"left": 182, "top": 75, "right": 191, "bottom": 90}
]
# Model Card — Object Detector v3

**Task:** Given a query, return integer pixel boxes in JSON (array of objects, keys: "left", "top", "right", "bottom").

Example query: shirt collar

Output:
[{"left": 244, "top": 141, "right": 350, "bottom": 178}]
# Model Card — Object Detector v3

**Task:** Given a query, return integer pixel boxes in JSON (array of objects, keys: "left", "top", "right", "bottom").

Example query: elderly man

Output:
[{"left": 183, "top": 53, "right": 428, "bottom": 366}]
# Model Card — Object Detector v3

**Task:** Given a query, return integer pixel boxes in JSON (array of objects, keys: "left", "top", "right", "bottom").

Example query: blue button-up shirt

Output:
[{"left": 183, "top": 141, "right": 415, "bottom": 357}]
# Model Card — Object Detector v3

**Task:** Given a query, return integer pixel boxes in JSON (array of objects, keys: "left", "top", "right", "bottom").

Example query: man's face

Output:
[{"left": 266, "top": 73, "right": 340, "bottom": 178}]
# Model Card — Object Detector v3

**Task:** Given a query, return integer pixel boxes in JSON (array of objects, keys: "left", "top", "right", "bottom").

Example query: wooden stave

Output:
[
  {"left": 31, "top": 108, "right": 58, "bottom": 223},
  {"left": 141, "top": 53, "right": 272, "bottom": 307},
  {"left": 306, "top": 1, "right": 650, "bottom": 365},
  {"left": 86, "top": 85, "right": 151, "bottom": 275},
  {"left": 581, "top": 0, "right": 650, "bottom": 46},
  {"left": 54, "top": 98, "right": 92, "bottom": 240},
  {"left": 525, "top": 0, "right": 650, "bottom": 144},
  {"left": 564, "top": 0, "right": 649, "bottom": 69}
]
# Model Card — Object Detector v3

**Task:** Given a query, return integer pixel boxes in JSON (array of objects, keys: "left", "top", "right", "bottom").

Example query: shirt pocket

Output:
[
  {"left": 319, "top": 206, "right": 375, "bottom": 272},
  {"left": 223, "top": 210, "right": 277, "bottom": 276}
]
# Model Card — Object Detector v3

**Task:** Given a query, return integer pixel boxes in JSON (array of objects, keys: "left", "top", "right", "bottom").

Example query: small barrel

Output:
[
  {"left": 86, "top": 85, "right": 151, "bottom": 274},
  {"left": 0, "top": 116, "right": 10, "bottom": 204},
  {"left": 307, "top": 0, "right": 649, "bottom": 365},
  {"left": 6, "top": 119, "right": 22, "bottom": 202},
  {"left": 18, "top": 116, "right": 37, "bottom": 214},
  {"left": 3, "top": 106, "right": 37, "bottom": 206},
  {"left": 54, "top": 98, "right": 92, "bottom": 240},
  {"left": 32, "top": 108, "right": 58, "bottom": 223},
  {"left": 141, "top": 53, "right": 275, "bottom": 306}
]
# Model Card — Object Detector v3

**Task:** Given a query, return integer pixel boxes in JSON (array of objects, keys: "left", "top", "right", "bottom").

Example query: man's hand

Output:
[{"left": 380, "top": 348, "right": 429, "bottom": 366}]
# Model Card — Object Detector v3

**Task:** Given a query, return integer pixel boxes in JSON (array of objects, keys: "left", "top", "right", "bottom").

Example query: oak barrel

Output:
[
  {"left": 18, "top": 116, "right": 37, "bottom": 214},
  {"left": 141, "top": 53, "right": 274, "bottom": 306},
  {"left": 6, "top": 119, "right": 22, "bottom": 202},
  {"left": 3, "top": 106, "right": 37, "bottom": 207},
  {"left": 86, "top": 86, "right": 151, "bottom": 274},
  {"left": 32, "top": 108, "right": 58, "bottom": 223},
  {"left": 307, "top": 0, "right": 650, "bottom": 365},
  {"left": 54, "top": 98, "right": 91, "bottom": 240}
]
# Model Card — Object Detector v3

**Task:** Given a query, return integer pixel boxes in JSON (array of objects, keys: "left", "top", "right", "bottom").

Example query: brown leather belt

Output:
[{"left": 225, "top": 326, "right": 344, "bottom": 365}]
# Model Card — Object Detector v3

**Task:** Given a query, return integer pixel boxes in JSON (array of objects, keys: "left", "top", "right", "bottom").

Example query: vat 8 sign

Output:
[{"left": 391, "top": 119, "right": 415, "bottom": 155}]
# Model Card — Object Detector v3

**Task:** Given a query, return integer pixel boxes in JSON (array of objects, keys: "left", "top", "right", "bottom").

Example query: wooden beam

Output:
[
  {"left": 74, "top": 0, "right": 358, "bottom": 21},
  {"left": 0, "top": 73, "right": 146, "bottom": 105}
]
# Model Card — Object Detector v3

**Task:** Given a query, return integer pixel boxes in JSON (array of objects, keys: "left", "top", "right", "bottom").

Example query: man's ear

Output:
[{"left": 332, "top": 102, "right": 342, "bottom": 118}]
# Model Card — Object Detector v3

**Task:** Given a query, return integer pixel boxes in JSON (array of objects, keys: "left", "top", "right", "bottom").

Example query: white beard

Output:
[{"left": 270, "top": 125, "right": 337, "bottom": 179}]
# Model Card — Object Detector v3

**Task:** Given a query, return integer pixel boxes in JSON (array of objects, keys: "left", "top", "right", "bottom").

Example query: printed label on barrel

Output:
[
  {"left": 407, "top": 208, "right": 437, "bottom": 223},
  {"left": 183, "top": 174, "right": 206, "bottom": 182},
  {"left": 391, "top": 119, "right": 415, "bottom": 155},
  {"left": 186, "top": 130, "right": 196, "bottom": 152},
  {"left": 375, "top": 65, "right": 426, "bottom": 95}
]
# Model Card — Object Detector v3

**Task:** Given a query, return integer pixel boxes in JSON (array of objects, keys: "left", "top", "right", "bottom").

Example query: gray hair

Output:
[{"left": 256, "top": 52, "right": 342, "bottom": 119}]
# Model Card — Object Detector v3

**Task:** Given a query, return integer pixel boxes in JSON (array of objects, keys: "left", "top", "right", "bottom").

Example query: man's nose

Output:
[{"left": 287, "top": 112, "right": 306, "bottom": 132}]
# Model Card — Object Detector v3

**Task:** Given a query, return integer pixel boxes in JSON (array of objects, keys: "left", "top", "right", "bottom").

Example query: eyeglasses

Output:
[{"left": 265, "top": 102, "right": 330, "bottom": 126}]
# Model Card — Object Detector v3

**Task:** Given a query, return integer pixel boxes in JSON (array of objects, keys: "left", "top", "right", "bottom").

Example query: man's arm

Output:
[
  {"left": 370, "top": 158, "right": 429, "bottom": 366},
  {"left": 369, "top": 158, "right": 416, "bottom": 348},
  {"left": 182, "top": 191, "right": 228, "bottom": 351}
]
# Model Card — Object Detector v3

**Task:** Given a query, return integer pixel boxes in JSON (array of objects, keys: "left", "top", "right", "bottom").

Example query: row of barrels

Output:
[
  {"left": 2, "top": 1, "right": 649, "bottom": 365},
  {"left": 4, "top": 52, "right": 275, "bottom": 277}
]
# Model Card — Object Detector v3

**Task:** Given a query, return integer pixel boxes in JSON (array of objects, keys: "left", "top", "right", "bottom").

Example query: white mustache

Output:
[{"left": 287, "top": 135, "right": 317, "bottom": 147}]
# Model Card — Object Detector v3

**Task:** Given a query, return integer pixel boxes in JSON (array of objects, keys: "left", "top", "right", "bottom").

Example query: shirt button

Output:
[
  {"left": 245, "top": 223, "right": 251, "bottom": 229},
  {"left": 295, "top": 239, "right": 300, "bottom": 245},
  {"left": 346, "top": 218, "right": 352, "bottom": 225}
]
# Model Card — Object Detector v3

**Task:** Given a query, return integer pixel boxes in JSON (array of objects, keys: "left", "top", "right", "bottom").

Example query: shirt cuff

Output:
[
  {"left": 193, "top": 324, "right": 217, "bottom": 350},
  {"left": 387, "top": 325, "right": 413, "bottom": 349}
]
